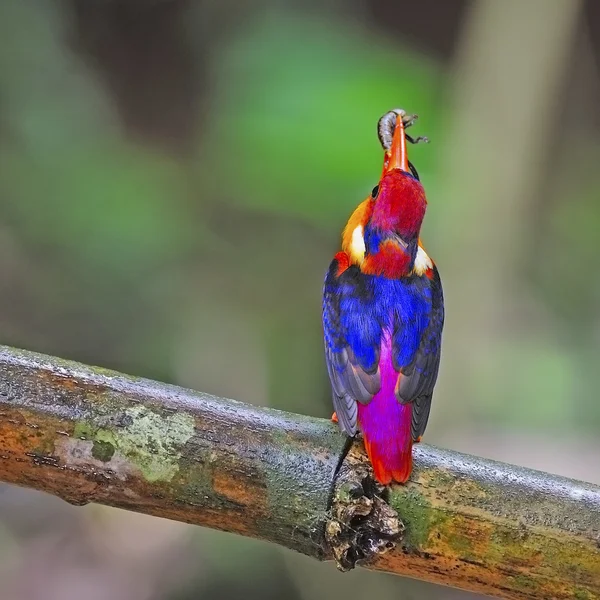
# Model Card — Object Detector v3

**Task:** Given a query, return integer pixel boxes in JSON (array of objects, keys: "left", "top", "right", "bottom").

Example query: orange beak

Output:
[{"left": 382, "top": 114, "right": 409, "bottom": 175}]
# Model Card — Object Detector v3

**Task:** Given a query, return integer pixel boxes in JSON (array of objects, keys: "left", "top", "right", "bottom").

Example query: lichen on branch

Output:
[{"left": 0, "top": 345, "right": 599, "bottom": 600}]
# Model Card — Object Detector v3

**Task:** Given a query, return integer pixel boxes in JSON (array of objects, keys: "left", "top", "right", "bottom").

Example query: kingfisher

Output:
[{"left": 322, "top": 109, "right": 444, "bottom": 484}]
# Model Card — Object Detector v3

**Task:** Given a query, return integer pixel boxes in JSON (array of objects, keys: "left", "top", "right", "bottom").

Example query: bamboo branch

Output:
[{"left": 0, "top": 346, "right": 598, "bottom": 600}]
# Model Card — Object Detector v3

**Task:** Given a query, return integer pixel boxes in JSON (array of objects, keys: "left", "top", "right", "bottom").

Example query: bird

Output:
[{"left": 322, "top": 109, "right": 444, "bottom": 485}]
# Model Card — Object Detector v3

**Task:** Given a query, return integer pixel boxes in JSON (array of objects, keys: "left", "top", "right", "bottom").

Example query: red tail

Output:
[
  {"left": 356, "top": 330, "right": 415, "bottom": 485},
  {"left": 363, "top": 434, "right": 413, "bottom": 484}
]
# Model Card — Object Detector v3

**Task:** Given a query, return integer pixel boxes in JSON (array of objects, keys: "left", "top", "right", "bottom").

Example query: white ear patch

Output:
[
  {"left": 413, "top": 246, "right": 433, "bottom": 275},
  {"left": 349, "top": 225, "right": 366, "bottom": 264}
]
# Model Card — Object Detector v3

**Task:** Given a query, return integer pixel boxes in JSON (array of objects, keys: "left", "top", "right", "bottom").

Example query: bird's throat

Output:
[{"left": 361, "top": 239, "right": 415, "bottom": 278}]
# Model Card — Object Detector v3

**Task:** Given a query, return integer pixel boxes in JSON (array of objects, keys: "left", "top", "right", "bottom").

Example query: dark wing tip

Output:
[{"left": 332, "top": 393, "right": 358, "bottom": 435}]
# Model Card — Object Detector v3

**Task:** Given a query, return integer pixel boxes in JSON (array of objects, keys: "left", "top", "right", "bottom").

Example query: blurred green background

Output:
[{"left": 0, "top": 1, "right": 599, "bottom": 599}]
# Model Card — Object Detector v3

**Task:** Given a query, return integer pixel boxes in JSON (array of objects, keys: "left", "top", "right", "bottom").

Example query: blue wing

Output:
[
  {"left": 394, "top": 265, "right": 444, "bottom": 440},
  {"left": 322, "top": 256, "right": 381, "bottom": 435}
]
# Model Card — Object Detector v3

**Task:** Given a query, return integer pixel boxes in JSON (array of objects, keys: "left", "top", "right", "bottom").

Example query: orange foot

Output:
[
  {"left": 415, "top": 436, "right": 422, "bottom": 443},
  {"left": 331, "top": 412, "right": 338, "bottom": 423}
]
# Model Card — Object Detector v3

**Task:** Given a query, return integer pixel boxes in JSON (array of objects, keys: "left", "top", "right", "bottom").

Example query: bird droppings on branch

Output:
[{"left": 326, "top": 440, "right": 403, "bottom": 571}]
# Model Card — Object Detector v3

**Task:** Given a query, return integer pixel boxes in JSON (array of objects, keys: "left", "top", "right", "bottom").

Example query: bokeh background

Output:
[{"left": 0, "top": 1, "right": 599, "bottom": 599}]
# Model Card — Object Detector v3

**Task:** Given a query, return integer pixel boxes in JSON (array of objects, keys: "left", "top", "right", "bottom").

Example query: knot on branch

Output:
[{"left": 326, "top": 442, "right": 403, "bottom": 571}]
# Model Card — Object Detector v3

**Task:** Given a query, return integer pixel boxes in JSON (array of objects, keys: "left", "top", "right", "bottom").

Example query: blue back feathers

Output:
[{"left": 323, "top": 264, "right": 433, "bottom": 373}]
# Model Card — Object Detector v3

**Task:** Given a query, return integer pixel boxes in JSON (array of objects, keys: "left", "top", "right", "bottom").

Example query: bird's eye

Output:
[{"left": 371, "top": 185, "right": 379, "bottom": 199}]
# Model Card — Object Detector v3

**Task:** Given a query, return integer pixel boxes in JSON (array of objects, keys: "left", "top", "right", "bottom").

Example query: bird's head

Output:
[
  {"left": 343, "top": 111, "right": 428, "bottom": 276},
  {"left": 370, "top": 112, "right": 427, "bottom": 242}
]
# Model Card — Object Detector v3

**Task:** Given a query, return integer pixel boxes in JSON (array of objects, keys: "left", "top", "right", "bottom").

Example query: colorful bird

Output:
[{"left": 322, "top": 109, "right": 444, "bottom": 484}]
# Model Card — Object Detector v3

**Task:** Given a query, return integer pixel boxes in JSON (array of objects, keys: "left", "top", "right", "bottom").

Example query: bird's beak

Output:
[{"left": 382, "top": 114, "right": 409, "bottom": 175}]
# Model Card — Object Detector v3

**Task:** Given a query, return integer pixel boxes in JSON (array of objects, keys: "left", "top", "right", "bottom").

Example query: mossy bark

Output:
[
  {"left": 0, "top": 345, "right": 599, "bottom": 599},
  {"left": 0, "top": 346, "right": 346, "bottom": 558},
  {"left": 340, "top": 443, "right": 600, "bottom": 599}
]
